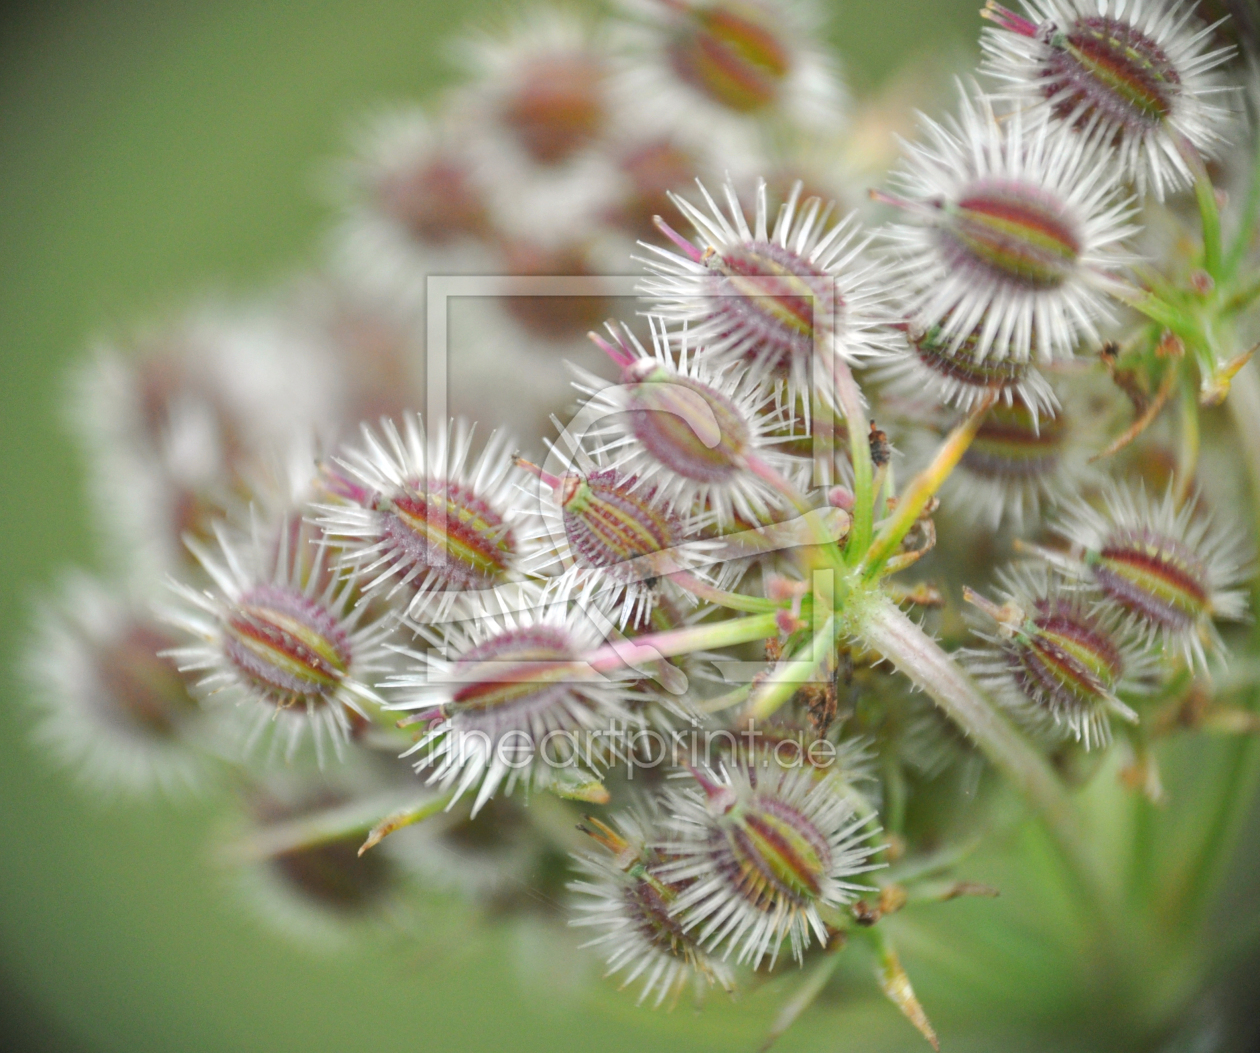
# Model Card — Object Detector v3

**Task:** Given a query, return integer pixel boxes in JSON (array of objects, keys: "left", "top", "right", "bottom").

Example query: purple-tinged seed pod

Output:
[
  {"left": 964, "top": 563, "right": 1154, "bottom": 749},
  {"left": 1051, "top": 482, "right": 1251, "bottom": 670},
  {"left": 656, "top": 763, "right": 878, "bottom": 969},
  {"left": 981, "top": 0, "right": 1236, "bottom": 199}
]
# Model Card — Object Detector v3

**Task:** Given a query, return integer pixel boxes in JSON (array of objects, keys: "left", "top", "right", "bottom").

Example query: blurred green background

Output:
[{"left": 7, "top": 2, "right": 1179, "bottom": 1051}]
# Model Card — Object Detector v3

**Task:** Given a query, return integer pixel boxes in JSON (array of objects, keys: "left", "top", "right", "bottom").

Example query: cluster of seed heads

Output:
[{"left": 21, "top": 0, "right": 1260, "bottom": 1040}]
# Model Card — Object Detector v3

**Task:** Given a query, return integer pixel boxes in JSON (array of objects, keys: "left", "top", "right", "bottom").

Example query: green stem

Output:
[
  {"left": 1175, "top": 377, "right": 1200, "bottom": 505},
  {"left": 746, "top": 614, "right": 835, "bottom": 720},
  {"left": 696, "top": 683, "right": 753, "bottom": 714},
  {"left": 744, "top": 453, "right": 845, "bottom": 565},
  {"left": 667, "top": 570, "right": 781, "bottom": 613},
  {"left": 1222, "top": 273, "right": 1260, "bottom": 315},
  {"left": 860, "top": 396, "right": 993, "bottom": 580},
  {"left": 1171, "top": 127, "right": 1222, "bottom": 278},
  {"left": 861, "top": 597, "right": 1104, "bottom": 898},
  {"left": 1169, "top": 362, "right": 1260, "bottom": 929},
  {"left": 1196, "top": 173, "right": 1223, "bottom": 281},
  {"left": 222, "top": 792, "right": 425, "bottom": 863},
  {"left": 585, "top": 611, "right": 781, "bottom": 673},
  {"left": 358, "top": 793, "right": 458, "bottom": 855},
  {"left": 1223, "top": 124, "right": 1260, "bottom": 282},
  {"left": 744, "top": 451, "right": 809, "bottom": 514},
  {"left": 832, "top": 358, "right": 874, "bottom": 565},
  {"left": 1092, "top": 274, "right": 1202, "bottom": 345}
]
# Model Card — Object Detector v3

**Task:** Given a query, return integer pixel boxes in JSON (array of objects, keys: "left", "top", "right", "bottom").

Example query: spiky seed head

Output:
[
  {"left": 657, "top": 764, "right": 876, "bottom": 968},
  {"left": 518, "top": 446, "right": 729, "bottom": 629},
  {"left": 501, "top": 51, "right": 608, "bottom": 164},
  {"left": 569, "top": 811, "right": 734, "bottom": 1006},
  {"left": 23, "top": 573, "right": 209, "bottom": 796},
  {"left": 964, "top": 564, "right": 1149, "bottom": 748},
  {"left": 609, "top": 0, "right": 846, "bottom": 152},
  {"left": 964, "top": 396, "right": 1066, "bottom": 479},
  {"left": 449, "top": 624, "right": 583, "bottom": 714},
  {"left": 1012, "top": 597, "right": 1124, "bottom": 713},
  {"left": 162, "top": 514, "right": 395, "bottom": 765},
  {"left": 316, "top": 415, "right": 527, "bottom": 622},
  {"left": 876, "top": 314, "right": 1060, "bottom": 419},
  {"left": 667, "top": 0, "right": 792, "bottom": 112},
  {"left": 1093, "top": 531, "right": 1209, "bottom": 630},
  {"left": 375, "top": 150, "right": 490, "bottom": 246},
  {"left": 930, "top": 387, "right": 1098, "bottom": 532},
  {"left": 574, "top": 318, "right": 799, "bottom": 525},
  {"left": 221, "top": 584, "right": 353, "bottom": 708},
  {"left": 1043, "top": 15, "right": 1181, "bottom": 123},
  {"left": 626, "top": 360, "right": 752, "bottom": 482},
  {"left": 456, "top": 10, "right": 611, "bottom": 169},
  {"left": 981, "top": 0, "right": 1236, "bottom": 198},
  {"left": 388, "top": 591, "right": 638, "bottom": 814},
  {"left": 1052, "top": 482, "right": 1251, "bottom": 669},
  {"left": 68, "top": 315, "right": 350, "bottom": 577},
  {"left": 639, "top": 178, "right": 892, "bottom": 414},
  {"left": 880, "top": 83, "right": 1136, "bottom": 363},
  {"left": 942, "top": 178, "right": 1083, "bottom": 291},
  {"left": 556, "top": 469, "right": 683, "bottom": 577}
]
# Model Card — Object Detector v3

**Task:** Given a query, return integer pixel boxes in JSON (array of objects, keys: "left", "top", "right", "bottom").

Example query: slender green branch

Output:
[
  {"left": 359, "top": 793, "right": 457, "bottom": 855},
  {"left": 585, "top": 611, "right": 781, "bottom": 673},
  {"left": 1175, "top": 377, "right": 1200, "bottom": 505},
  {"left": 746, "top": 614, "right": 835, "bottom": 720},
  {"left": 860, "top": 395, "right": 993, "bottom": 580},
  {"left": 831, "top": 358, "right": 874, "bottom": 565},
  {"left": 861, "top": 597, "right": 1103, "bottom": 897},
  {"left": 221, "top": 792, "right": 424, "bottom": 863},
  {"left": 1228, "top": 362, "right": 1260, "bottom": 502},
  {"left": 1169, "top": 363, "right": 1260, "bottom": 928},
  {"left": 1091, "top": 274, "right": 1202, "bottom": 345},
  {"left": 1195, "top": 174, "right": 1223, "bottom": 281},
  {"left": 744, "top": 451, "right": 809, "bottom": 514},
  {"left": 1223, "top": 124, "right": 1260, "bottom": 281},
  {"left": 696, "top": 683, "right": 753, "bottom": 714},
  {"left": 744, "top": 453, "right": 845, "bottom": 565},
  {"left": 1170, "top": 126, "right": 1222, "bottom": 278},
  {"left": 667, "top": 570, "right": 782, "bottom": 613}
]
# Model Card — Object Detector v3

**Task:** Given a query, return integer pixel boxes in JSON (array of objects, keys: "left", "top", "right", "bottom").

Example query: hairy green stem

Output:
[{"left": 861, "top": 597, "right": 1103, "bottom": 898}]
